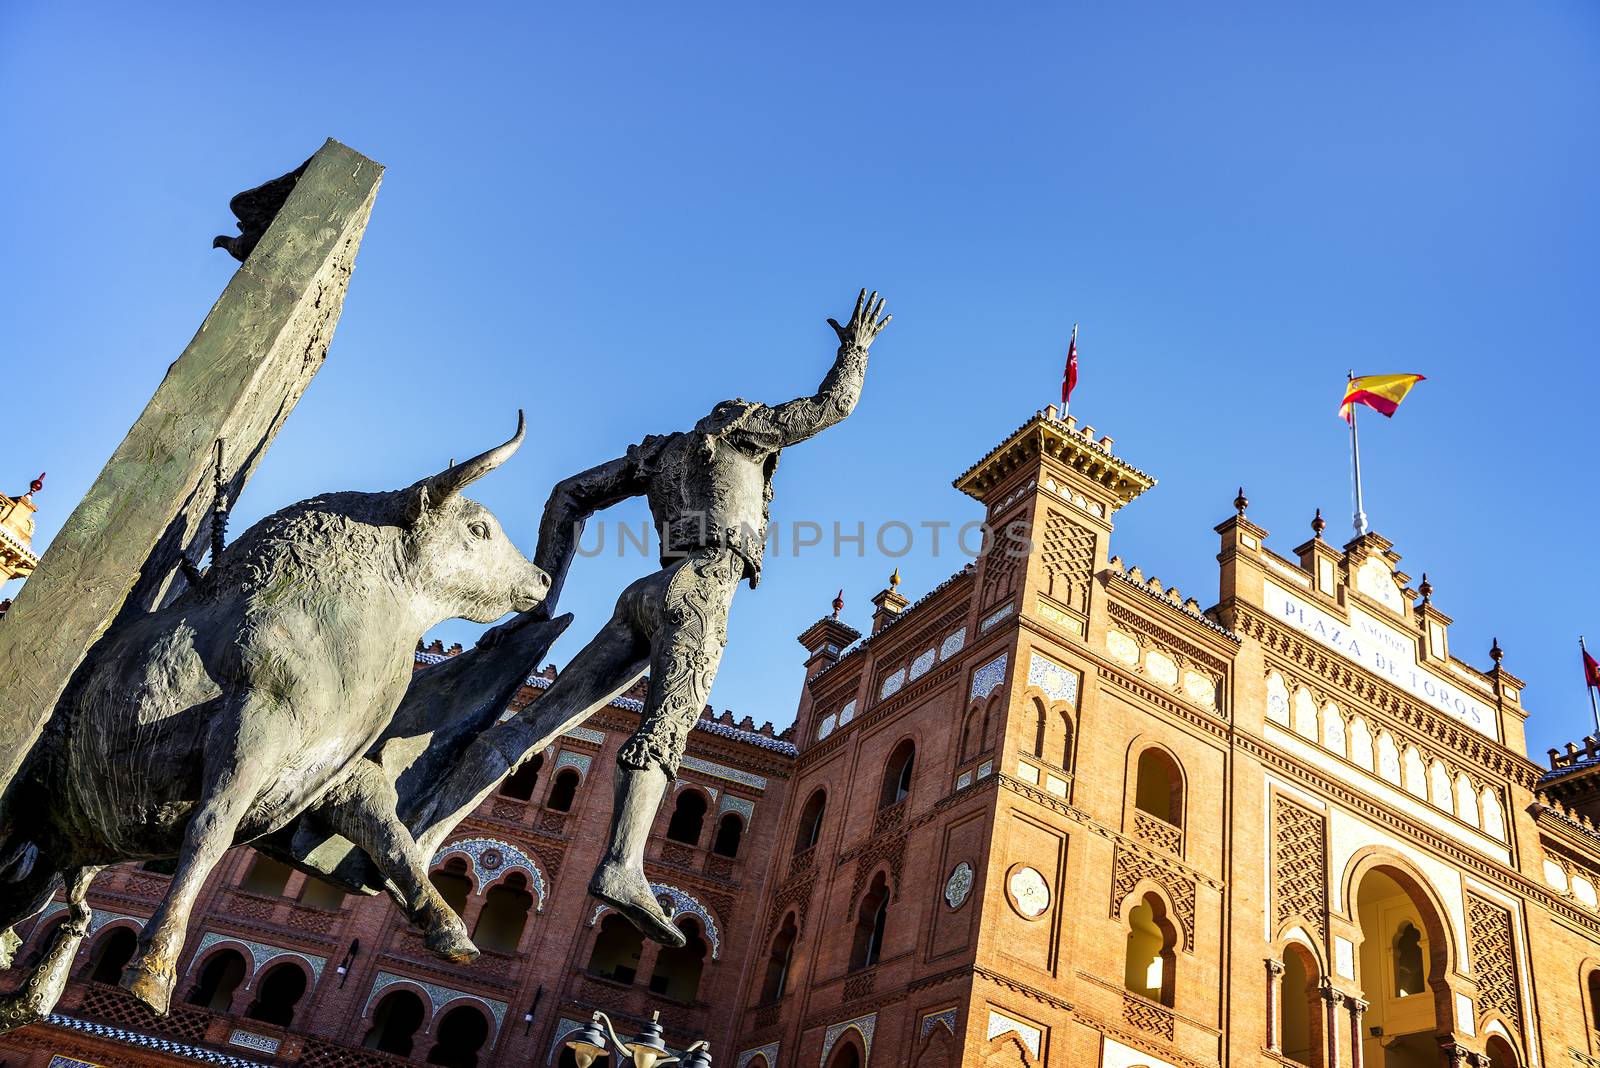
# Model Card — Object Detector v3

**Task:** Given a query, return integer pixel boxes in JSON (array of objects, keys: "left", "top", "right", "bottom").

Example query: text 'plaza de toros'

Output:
[{"left": 5, "top": 407, "right": 1600, "bottom": 1068}]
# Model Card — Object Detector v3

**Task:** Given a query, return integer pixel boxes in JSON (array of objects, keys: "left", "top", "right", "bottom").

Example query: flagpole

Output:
[
  {"left": 1349, "top": 370, "right": 1368, "bottom": 537},
  {"left": 1584, "top": 636, "right": 1600, "bottom": 735}
]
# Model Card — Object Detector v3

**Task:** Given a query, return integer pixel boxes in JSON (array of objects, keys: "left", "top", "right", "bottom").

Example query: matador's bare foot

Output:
[{"left": 590, "top": 861, "right": 685, "bottom": 948}]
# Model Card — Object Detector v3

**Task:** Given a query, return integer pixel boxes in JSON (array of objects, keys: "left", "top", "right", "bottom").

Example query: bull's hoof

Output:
[
  {"left": 121, "top": 961, "right": 175, "bottom": 1015},
  {"left": 590, "top": 862, "right": 685, "bottom": 948},
  {"left": 423, "top": 923, "right": 479, "bottom": 965}
]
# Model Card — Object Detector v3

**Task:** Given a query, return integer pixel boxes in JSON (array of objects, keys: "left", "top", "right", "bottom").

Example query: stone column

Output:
[
  {"left": 1265, "top": 959, "right": 1285, "bottom": 1052},
  {"left": 1320, "top": 981, "right": 1344, "bottom": 1067},
  {"left": 1346, "top": 997, "right": 1368, "bottom": 1068},
  {"left": 635, "top": 939, "right": 664, "bottom": 987},
  {"left": 0, "top": 139, "right": 383, "bottom": 810}
]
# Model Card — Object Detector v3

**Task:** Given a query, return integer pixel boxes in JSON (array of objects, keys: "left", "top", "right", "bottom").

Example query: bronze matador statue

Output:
[{"left": 417, "top": 290, "right": 889, "bottom": 944}]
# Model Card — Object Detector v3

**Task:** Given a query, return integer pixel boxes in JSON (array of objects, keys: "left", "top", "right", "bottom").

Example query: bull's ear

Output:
[{"left": 404, "top": 483, "right": 433, "bottom": 526}]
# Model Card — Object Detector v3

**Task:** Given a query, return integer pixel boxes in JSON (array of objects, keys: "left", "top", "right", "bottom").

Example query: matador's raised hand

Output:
[{"left": 827, "top": 289, "right": 891, "bottom": 351}]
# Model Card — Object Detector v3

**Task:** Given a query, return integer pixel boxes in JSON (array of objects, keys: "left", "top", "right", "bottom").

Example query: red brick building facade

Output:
[{"left": 6, "top": 407, "right": 1600, "bottom": 1068}]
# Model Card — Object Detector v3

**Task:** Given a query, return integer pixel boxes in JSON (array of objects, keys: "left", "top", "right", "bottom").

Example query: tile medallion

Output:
[
  {"left": 944, "top": 862, "right": 974, "bottom": 909},
  {"left": 1027, "top": 652, "right": 1079, "bottom": 706},
  {"left": 970, "top": 654, "right": 1008, "bottom": 702}
]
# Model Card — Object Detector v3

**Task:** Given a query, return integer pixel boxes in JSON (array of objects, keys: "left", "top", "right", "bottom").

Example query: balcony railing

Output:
[
  {"left": 218, "top": 888, "right": 346, "bottom": 939},
  {"left": 1132, "top": 809, "right": 1184, "bottom": 855}
]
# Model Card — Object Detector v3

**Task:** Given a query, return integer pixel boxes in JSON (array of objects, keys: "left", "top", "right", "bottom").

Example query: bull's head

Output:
[{"left": 405, "top": 411, "right": 550, "bottom": 623}]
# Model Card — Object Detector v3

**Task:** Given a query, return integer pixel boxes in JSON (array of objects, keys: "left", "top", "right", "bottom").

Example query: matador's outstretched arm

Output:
[
  {"left": 534, "top": 455, "right": 646, "bottom": 612},
  {"left": 746, "top": 289, "right": 891, "bottom": 451}
]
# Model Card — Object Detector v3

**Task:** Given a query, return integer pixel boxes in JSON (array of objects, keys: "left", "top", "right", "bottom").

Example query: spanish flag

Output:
[{"left": 1340, "top": 374, "right": 1425, "bottom": 423}]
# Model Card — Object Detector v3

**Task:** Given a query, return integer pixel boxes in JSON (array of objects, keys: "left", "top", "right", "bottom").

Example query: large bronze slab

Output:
[{"left": 0, "top": 139, "right": 383, "bottom": 816}]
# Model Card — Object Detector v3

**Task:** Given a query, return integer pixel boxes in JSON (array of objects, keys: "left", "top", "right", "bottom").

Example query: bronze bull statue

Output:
[{"left": 0, "top": 413, "right": 547, "bottom": 1029}]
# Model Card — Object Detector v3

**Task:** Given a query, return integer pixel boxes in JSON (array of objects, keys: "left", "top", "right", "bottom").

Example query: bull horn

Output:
[{"left": 417, "top": 410, "right": 525, "bottom": 507}]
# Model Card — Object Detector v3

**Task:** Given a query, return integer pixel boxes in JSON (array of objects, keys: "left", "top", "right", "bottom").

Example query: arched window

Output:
[
  {"left": 86, "top": 927, "right": 137, "bottom": 985},
  {"left": 1393, "top": 921, "right": 1425, "bottom": 997},
  {"left": 850, "top": 872, "right": 891, "bottom": 971},
  {"left": 712, "top": 812, "right": 744, "bottom": 857},
  {"left": 1031, "top": 699, "right": 1048, "bottom": 760},
  {"left": 425, "top": 1005, "right": 490, "bottom": 1068},
  {"left": 239, "top": 854, "right": 294, "bottom": 897},
  {"left": 499, "top": 754, "right": 544, "bottom": 801},
  {"left": 826, "top": 1040, "right": 863, "bottom": 1068},
  {"left": 648, "top": 919, "right": 708, "bottom": 1003},
  {"left": 879, "top": 740, "right": 915, "bottom": 809},
  {"left": 1485, "top": 1035, "right": 1519, "bottom": 1068},
  {"left": 1280, "top": 947, "right": 1320, "bottom": 1066},
  {"left": 761, "top": 914, "right": 798, "bottom": 1004},
  {"left": 472, "top": 874, "right": 532, "bottom": 954},
  {"left": 587, "top": 914, "right": 644, "bottom": 984},
  {"left": 1589, "top": 969, "right": 1600, "bottom": 1030},
  {"left": 960, "top": 708, "right": 982, "bottom": 762},
  {"left": 1056, "top": 710, "right": 1075, "bottom": 770},
  {"left": 362, "top": 989, "right": 426, "bottom": 1056},
  {"left": 1134, "top": 748, "right": 1184, "bottom": 826},
  {"left": 246, "top": 962, "right": 307, "bottom": 1027},
  {"left": 429, "top": 856, "right": 473, "bottom": 918},
  {"left": 1123, "top": 893, "right": 1177, "bottom": 1006},
  {"left": 298, "top": 876, "right": 345, "bottom": 911},
  {"left": 185, "top": 949, "right": 247, "bottom": 1012},
  {"left": 795, "top": 790, "right": 826, "bottom": 853},
  {"left": 666, "top": 790, "right": 708, "bottom": 844},
  {"left": 547, "top": 768, "right": 581, "bottom": 812}
]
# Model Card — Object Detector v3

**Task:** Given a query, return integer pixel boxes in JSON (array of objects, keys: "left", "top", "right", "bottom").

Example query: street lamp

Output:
[{"left": 564, "top": 1010, "right": 712, "bottom": 1068}]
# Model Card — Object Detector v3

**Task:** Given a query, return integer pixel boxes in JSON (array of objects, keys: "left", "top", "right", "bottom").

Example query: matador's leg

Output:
[
  {"left": 590, "top": 549, "right": 742, "bottom": 948},
  {"left": 412, "top": 588, "right": 651, "bottom": 858}
]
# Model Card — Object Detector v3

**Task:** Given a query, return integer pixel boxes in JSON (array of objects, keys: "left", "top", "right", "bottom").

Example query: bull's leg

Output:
[
  {"left": 0, "top": 866, "right": 100, "bottom": 1036},
  {"left": 591, "top": 550, "right": 741, "bottom": 948},
  {"left": 124, "top": 705, "right": 274, "bottom": 1014},
  {"left": 412, "top": 603, "right": 649, "bottom": 858},
  {"left": 316, "top": 762, "right": 477, "bottom": 964}
]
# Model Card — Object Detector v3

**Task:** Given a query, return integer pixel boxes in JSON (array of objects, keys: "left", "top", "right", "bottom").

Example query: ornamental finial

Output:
[
  {"left": 28, "top": 472, "right": 44, "bottom": 497},
  {"left": 832, "top": 589, "right": 844, "bottom": 619},
  {"left": 1233, "top": 486, "right": 1248, "bottom": 516},
  {"left": 1418, "top": 572, "right": 1432, "bottom": 604},
  {"left": 1490, "top": 637, "right": 1504, "bottom": 665},
  {"left": 1311, "top": 508, "right": 1326, "bottom": 539},
  {"left": 889, "top": 568, "right": 901, "bottom": 592}
]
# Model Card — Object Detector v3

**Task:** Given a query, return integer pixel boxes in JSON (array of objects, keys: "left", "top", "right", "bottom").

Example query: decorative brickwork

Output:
[
  {"left": 1040, "top": 510, "right": 1095, "bottom": 611},
  {"left": 980, "top": 535, "right": 1023, "bottom": 609},
  {"left": 1122, "top": 990, "right": 1176, "bottom": 1040},
  {"left": 1466, "top": 892, "right": 1521, "bottom": 1026},
  {"left": 1132, "top": 810, "right": 1183, "bottom": 855},
  {"left": 1272, "top": 795, "right": 1328, "bottom": 940},
  {"left": 1111, "top": 843, "right": 1197, "bottom": 951}
]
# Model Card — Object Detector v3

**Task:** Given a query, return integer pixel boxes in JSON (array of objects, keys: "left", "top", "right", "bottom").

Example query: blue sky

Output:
[{"left": 3, "top": 3, "right": 1596, "bottom": 757}]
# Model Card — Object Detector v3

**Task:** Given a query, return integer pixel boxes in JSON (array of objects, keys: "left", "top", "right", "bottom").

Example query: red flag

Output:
[
  {"left": 1584, "top": 647, "right": 1600, "bottom": 690},
  {"left": 1062, "top": 325, "right": 1078, "bottom": 407}
]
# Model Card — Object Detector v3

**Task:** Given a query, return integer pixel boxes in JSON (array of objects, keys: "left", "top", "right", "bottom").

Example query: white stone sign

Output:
[{"left": 1262, "top": 582, "right": 1496, "bottom": 740}]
